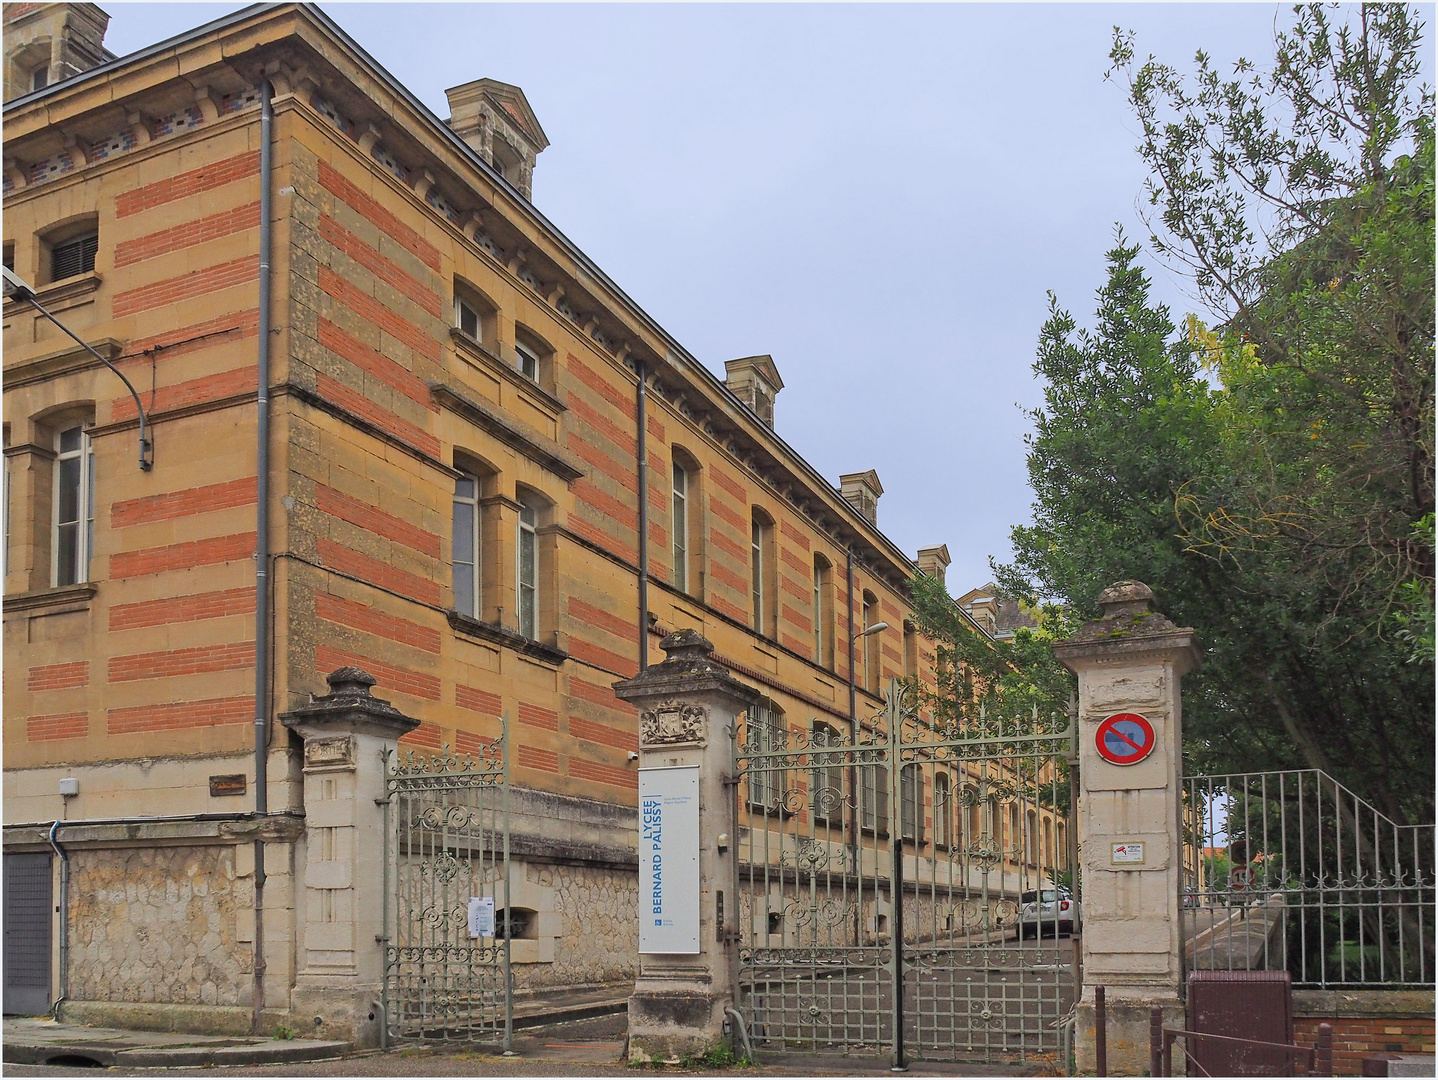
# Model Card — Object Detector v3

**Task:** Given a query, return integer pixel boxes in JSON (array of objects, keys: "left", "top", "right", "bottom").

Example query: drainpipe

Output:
[
  {"left": 845, "top": 548, "right": 860, "bottom": 902},
  {"left": 635, "top": 363, "right": 649, "bottom": 671},
  {"left": 251, "top": 79, "right": 274, "bottom": 1036},
  {"left": 46, "top": 821, "right": 69, "bottom": 1020}
]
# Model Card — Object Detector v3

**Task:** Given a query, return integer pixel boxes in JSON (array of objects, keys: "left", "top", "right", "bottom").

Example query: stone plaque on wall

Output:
[
  {"left": 639, "top": 701, "right": 708, "bottom": 747},
  {"left": 304, "top": 734, "right": 355, "bottom": 767}
]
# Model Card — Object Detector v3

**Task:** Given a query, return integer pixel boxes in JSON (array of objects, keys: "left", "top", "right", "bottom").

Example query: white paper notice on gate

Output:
[
  {"left": 638, "top": 765, "right": 701, "bottom": 954},
  {"left": 467, "top": 896, "right": 495, "bottom": 938}
]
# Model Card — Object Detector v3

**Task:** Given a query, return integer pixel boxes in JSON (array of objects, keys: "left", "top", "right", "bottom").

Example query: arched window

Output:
[
  {"left": 1009, "top": 804, "right": 1021, "bottom": 862},
  {"left": 809, "top": 722, "right": 842, "bottom": 825},
  {"left": 1043, "top": 817, "right": 1054, "bottom": 870},
  {"left": 516, "top": 492, "right": 542, "bottom": 638},
  {"left": 903, "top": 619, "right": 919, "bottom": 681},
  {"left": 452, "top": 470, "right": 482, "bottom": 618},
  {"left": 514, "top": 325, "right": 553, "bottom": 389},
  {"left": 861, "top": 590, "right": 880, "bottom": 693},
  {"left": 860, "top": 763, "right": 889, "bottom": 835},
  {"left": 454, "top": 281, "right": 497, "bottom": 352},
  {"left": 1025, "top": 809, "right": 1038, "bottom": 866},
  {"left": 745, "top": 699, "right": 785, "bottom": 811},
  {"left": 900, "top": 764, "right": 923, "bottom": 843},
  {"left": 933, "top": 773, "right": 951, "bottom": 848},
  {"left": 53, "top": 424, "right": 93, "bottom": 587},
  {"left": 813, "top": 554, "right": 832, "bottom": 667},
  {"left": 751, "top": 509, "right": 774, "bottom": 635},
  {"left": 672, "top": 459, "right": 689, "bottom": 592}
]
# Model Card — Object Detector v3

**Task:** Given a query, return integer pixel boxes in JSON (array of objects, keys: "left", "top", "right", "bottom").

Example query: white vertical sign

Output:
[{"left": 638, "top": 765, "right": 701, "bottom": 954}]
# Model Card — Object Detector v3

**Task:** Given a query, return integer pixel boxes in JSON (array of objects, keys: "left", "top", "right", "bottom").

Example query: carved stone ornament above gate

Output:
[{"left": 639, "top": 700, "right": 709, "bottom": 747}]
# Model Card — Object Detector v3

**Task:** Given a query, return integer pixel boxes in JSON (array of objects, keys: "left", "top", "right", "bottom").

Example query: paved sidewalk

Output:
[
  {"left": 2, "top": 1016, "right": 349, "bottom": 1068},
  {"left": 4, "top": 1008, "right": 1055, "bottom": 1077}
]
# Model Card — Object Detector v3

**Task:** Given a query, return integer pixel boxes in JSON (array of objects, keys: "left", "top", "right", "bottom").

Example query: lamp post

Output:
[{"left": 2, "top": 265, "right": 152, "bottom": 470}]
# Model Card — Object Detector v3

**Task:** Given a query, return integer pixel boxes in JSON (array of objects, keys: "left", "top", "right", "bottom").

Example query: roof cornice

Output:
[{"left": 3, "top": 0, "right": 924, "bottom": 585}]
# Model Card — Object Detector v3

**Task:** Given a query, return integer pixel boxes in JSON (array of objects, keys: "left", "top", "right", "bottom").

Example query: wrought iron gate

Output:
[
  {"left": 383, "top": 724, "right": 512, "bottom": 1046},
  {"left": 735, "top": 681, "right": 1077, "bottom": 1067}
]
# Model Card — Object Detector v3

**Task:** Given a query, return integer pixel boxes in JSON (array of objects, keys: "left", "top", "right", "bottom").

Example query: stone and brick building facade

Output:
[{"left": 2, "top": 2, "right": 1062, "bottom": 1034}]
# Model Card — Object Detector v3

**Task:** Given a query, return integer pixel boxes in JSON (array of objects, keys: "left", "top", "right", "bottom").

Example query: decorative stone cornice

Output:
[{"left": 429, "top": 379, "right": 583, "bottom": 482}]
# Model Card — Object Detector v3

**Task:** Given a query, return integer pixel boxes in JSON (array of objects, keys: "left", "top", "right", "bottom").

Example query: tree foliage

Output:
[
  {"left": 913, "top": 5, "right": 1433, "bottom": 824},
  {"left": 996, "top": 231, "right": 1432, "bottom": 826}
]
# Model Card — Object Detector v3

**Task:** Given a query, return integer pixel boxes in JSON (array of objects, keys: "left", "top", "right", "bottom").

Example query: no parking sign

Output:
[{"left": 1095, "top": 712, "right": 1156, "bottom": 765}]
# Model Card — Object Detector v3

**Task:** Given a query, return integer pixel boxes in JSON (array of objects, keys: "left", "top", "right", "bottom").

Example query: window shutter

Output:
[{"left": 52, "top": 232, "right": 98, "bottom": 280}]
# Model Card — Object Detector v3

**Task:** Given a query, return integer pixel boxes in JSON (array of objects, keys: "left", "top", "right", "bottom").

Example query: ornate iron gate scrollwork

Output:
[
  {"left": 735, "top": 681, "right": 1076, "bottom": 1067},
  {"left": 383, "top": 725, "right": 511, "bottom": 1047}
]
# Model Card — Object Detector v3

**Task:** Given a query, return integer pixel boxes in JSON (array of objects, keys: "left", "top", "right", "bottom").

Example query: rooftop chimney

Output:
[
  {"left": 916, "top": 544, "right": 950, "bottom": 587},
  {"left": 4, "top": 2, "right": 112, "bottom": 103},
  {"left": 839, "top": 470, "right": 883, "bottom": 526},
  {"left": 724, "top": 355, "right": 783, "bottom": 428},
  {"left": 445, "top": 78, "right": 549, "bottom": 201}
]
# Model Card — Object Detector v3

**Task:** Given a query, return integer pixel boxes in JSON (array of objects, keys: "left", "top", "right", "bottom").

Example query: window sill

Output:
[
  {"left": 4, "top": 581, "right": 97, "bottom": 614},
  {"left": 449, "top": 328, "right": 566, "bottom": 415},
  {"left": 2, "top": 271, "right": 103, "bottom": 318},
  {"left": 448, "top": 609, "right": 567, "bottom": 666}
]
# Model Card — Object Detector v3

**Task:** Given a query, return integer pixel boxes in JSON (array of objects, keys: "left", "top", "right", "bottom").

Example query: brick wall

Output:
[{"left": 1293, "top": 990, "right": 1436, "bottom": 1076}]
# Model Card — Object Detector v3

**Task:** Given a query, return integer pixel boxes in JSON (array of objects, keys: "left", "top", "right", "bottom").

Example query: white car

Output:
[{"left": 1018, "top": 889, "right": 1080, "bottom": 938}]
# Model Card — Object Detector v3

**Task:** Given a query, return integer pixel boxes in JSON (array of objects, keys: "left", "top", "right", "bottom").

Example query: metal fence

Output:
[
  {"left": 1182, "top": 768, "right": 1434, "bottom": 988},
  {"left": 735, "top": 682, "right": 1078, "bottom": 1068},
  {"left": 383, "top": 727, "right": 512, "bottom": 1046}
]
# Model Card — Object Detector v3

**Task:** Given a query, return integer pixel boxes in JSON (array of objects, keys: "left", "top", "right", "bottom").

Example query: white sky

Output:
[{"left": 103, "top": 3, "right": 1435, "bottom": 592}]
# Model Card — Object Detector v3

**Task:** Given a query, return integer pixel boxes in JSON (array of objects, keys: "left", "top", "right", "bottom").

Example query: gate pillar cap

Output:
[
  {"left": 612, "top": 629, "right": 761, "bottom": 708},
  {"left": 1051, "top": 581, "right": 1202, "bottom": 674},
  {"left": 280, "top": 666, "right": 421, "bottom": 740}
]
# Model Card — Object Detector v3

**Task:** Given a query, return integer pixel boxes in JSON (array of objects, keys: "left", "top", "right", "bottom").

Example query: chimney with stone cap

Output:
[
  {"left": 839, "top": 470, "right": 883, "bottom": 526},
  {"left": 724, "top": 355, "right": 784, "bottom": 428},
  {"left": 445, "top": 78, "right": 549, "bottom": 201},
  {"left": 917, "top": 544, "right": 950, "bottom": 586}
]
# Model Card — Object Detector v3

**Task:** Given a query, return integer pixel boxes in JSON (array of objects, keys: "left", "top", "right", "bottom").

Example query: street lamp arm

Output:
[{"left": 4, "top": 269, "right": 152, "bottom": 471}]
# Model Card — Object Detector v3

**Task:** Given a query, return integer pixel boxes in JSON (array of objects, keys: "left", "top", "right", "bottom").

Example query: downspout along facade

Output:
[
  {"left": 251, "top": 80, "right": 274, "bottom": 1035},
  {"left": 635, "top": 364, "right": 649, "bottom": 671},
  {"left": 46, "top": 821, "right": 69, "bottom": 1019}
]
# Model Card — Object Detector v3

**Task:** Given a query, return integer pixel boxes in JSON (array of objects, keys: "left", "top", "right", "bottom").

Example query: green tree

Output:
[
  {"left": 997, "top": 236, "right": 1433, "bottom": 826},
  {"left": 1109, "top": 4, "right": 1434, "bottom": 639}
]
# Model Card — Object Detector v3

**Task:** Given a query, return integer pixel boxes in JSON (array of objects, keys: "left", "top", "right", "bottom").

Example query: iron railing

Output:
[
  {"left": 382, "top": 725, "right": 511, "bottom": 1047},
  {"left": 735, "top": 681, "right": 1078, "bottom": 1068},
  {"left": 1182, "top": 768, "right": 1434, "bottom": 988}
]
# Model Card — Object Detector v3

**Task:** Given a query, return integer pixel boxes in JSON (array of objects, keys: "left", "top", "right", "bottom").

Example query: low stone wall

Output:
[
  {"left": 1293, "top": 989, "right": 1435, "bottom": 1076},
  {"left": 510, "top": 859, "right": 638, "bottom": 993},
  {"left": 68, "top": 843, "right": 251, "bottom": 1008}
]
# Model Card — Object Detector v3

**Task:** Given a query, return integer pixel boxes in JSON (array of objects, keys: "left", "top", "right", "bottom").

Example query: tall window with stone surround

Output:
[
  {"left": 861, "top": 591, "right": 880, "bottom": 693},
  {"left": 933, "top": 772, "right": 952, "bottom": 848},
  {"left": 751, "top": 511, "right": 773, "bottom": 635},
  {"left": 517, "top": 494, "right": 540, "bottom": 638},
  {"left": 672, "top": 460, "right": 688, "bottom": 592},
  {"left": 53, "top": 425, "right": 93, "bottom": 587},
  {"left": 452, "top": 471, "right": 482, "bottom": 617},
  {"left": 813, "top": 554, "right": 833, "bottom": 667}
]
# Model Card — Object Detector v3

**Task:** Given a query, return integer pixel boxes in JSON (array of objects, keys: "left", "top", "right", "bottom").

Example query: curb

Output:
[{"left": 3, "top": 1038, "right": 350, "bottom": 1069}]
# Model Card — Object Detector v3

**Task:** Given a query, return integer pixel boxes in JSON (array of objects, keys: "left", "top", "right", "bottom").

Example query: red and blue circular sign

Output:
[{"left": 1095, "top": 712, "right": 1156, "bottom": 765}]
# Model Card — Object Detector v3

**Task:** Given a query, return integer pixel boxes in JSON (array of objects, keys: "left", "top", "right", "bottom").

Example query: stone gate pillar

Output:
[
  {"left": 1052, "top": 582, "right": 1201, "bottom": 1075},
  {"left": 279, "top": 667, "right": 418, "bottom": 1047},
  {"left": 613, "top": 630, "right": 760, "bottom": 1063}
]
